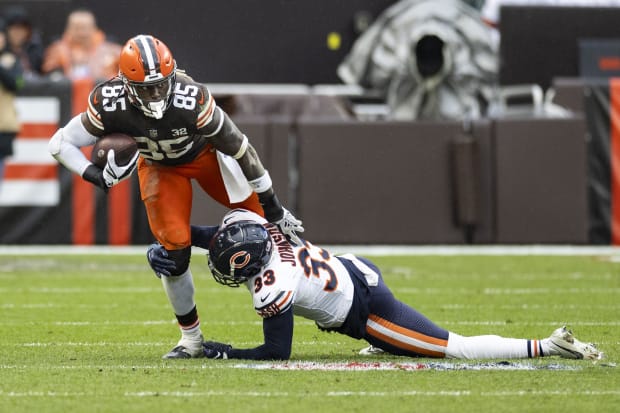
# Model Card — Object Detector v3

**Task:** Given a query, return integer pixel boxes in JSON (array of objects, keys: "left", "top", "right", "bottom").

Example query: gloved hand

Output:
[
  {"left": 102, "top": 149, "right": 139, "bottom": 188},
  {"left": 146, "top": 242, "right": 176, "bottom": 278},
  {"left": 203, "top": 341, "right": 233, "bottom": 359},
  {"left": 274, "top": 208, "right": 304, "bottom": 246}
]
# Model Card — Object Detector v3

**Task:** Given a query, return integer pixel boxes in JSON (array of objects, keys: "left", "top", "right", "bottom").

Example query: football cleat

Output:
[
  {"left": 162, "top": 336, "right": 205, "bottom": 359},
  {"left": 548, "top": 326, "right": 602, "bottom": 360},
  {"left": 358, "top": 345, "right": 386, "bottom": 356}
]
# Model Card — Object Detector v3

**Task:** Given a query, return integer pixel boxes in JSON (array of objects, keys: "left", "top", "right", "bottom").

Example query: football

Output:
[{"left": 91, "top": 133, "right": 138, "bottom": 169}]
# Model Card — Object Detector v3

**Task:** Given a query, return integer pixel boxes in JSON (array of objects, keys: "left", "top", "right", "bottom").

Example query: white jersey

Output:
[{"left": 219, "top": 209, "right": 355, "bottom": 328}]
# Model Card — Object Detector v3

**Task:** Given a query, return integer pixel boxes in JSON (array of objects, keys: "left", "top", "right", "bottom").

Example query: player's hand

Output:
[
  {"left": 146, "top": 242, "right": 176, "bottom": 278},
  {"left": 274, "top": 208, "right": 304, "bottom": 246},
  {"left": 102, "top": 149, "right": 139, "bottom": 187},
  {"left": 203, "top": 341, "right": 232, "bottom": 359}
]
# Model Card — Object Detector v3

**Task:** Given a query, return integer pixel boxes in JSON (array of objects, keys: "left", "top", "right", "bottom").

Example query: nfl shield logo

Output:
[{"left": 148, "top": 129, "right": 158, "bottom": 138}]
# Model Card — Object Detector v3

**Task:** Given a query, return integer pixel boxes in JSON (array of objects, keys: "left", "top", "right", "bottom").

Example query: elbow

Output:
[{"left": 48, "top": 128, "right": 63, "bottom": 156}]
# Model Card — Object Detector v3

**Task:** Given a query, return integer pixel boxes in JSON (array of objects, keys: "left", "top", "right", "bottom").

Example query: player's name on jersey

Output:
[{"left": 266, "top": 224, "right": 296, "bottom": 266}]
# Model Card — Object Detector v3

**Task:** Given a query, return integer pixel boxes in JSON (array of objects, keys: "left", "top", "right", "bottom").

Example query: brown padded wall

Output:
[
  {"left": 494, "top": 117, "right": 589, "bottom": 243},
  {"left": 552, "top": 77, "right": 585, "bottom": 114},
  {"left": 295, "top": 120, "right": 493, "bottom": 244},
  {"left": 188, "top": 116, "right": 588, "bottom": 244}
]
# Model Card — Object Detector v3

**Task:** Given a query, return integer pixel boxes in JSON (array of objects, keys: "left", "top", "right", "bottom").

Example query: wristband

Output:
[
  {"left": 248, "top": 171, "right": 272, "bottom": 194},
  {"left": 81, "top": 164, "right": 108, "bottom": 191}
]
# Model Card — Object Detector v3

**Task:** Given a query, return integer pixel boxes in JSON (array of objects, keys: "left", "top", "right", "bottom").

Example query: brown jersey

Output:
[{"left": 85, "top": 71, "right": 217, "bottom": 166}]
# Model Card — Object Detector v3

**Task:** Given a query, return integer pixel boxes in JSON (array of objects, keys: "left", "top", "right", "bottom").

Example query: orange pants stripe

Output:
[{"left": 366, "top": 313, "right": 448, "bottom": 357}]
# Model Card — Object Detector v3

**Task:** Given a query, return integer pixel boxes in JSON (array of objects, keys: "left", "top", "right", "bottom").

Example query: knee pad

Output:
[{"left": 166, "top": 246, "right": 192, "bottom": 276}]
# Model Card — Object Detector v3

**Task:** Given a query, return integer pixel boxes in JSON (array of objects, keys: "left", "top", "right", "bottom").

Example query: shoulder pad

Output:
[
  {"left": 196, "top": 84, "right": 215, "bottom": 129},
  {"left": 86, "top": 79, "right": 125, "bottom": 131}
]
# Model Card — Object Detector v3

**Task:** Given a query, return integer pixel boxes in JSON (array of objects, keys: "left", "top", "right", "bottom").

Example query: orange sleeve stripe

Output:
[
  {"left": 367, "top": 314, "right": 448, "bottom": 347},
  {"left": 196, "top": 95, "right": 215, "bottom": 128},
  {"left": 276, "top": 290, "right": 293, "bottom": 309},
  {"left": 87, "top": 104, "right": 103, "bottom": 130}
]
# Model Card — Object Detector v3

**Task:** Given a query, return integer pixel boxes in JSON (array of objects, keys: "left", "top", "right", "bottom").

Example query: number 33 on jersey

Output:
[{"left": 249, "top": 226, "right": 356, "bottom": 329}]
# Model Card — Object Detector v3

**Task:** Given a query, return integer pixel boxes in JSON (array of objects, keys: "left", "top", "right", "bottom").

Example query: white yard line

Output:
[
  {"left": 2, "top": 389, "right": 618, "bottom": 398},
  {"left": 0, "top": 320, "right": 618, "bottom": 327},
  {"left": 0, "top": 245, "right": 619, "bottom": 256}
]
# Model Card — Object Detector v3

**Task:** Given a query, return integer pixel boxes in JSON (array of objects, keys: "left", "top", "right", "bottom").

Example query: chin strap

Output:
[{"left": 145, "top": 101, "right": 167, "bottom": 119}]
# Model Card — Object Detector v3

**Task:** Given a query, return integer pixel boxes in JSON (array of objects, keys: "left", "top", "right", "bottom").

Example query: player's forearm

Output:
[
  {"left": 209, "top": 111, "right": 267, "bottom": 181},
  {"left": 209, "top": 112, "right": 284, "bottom": 221},
  {"left": 190, "top": 225, "right": 219, "bottom": 250},
  {"left": 48, "top": 114, "right": 98, "bottom": 176},
  {"left": 227, "top": 310, "right": 294, "bottom": 360},
  {"left": 228, "top": 344, "right": 290, "bottom": 360}
]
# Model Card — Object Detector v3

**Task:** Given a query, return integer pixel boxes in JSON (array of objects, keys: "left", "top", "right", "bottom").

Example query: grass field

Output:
[{"left": 0, "top": 248, "right": 618, "bottom": 412}]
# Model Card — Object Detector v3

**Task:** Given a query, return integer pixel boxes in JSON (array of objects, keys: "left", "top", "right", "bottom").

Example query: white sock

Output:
[{"left": 446, "top": 332, "right": 546, "bottom": 359}]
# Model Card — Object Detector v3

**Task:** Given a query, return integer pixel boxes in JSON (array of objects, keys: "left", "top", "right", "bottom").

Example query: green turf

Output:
[{"left": 0, "top": 252, "right": 618, "bottom": 413}]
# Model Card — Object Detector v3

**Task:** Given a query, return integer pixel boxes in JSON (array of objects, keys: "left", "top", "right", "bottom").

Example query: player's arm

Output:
[
  {"left": 203, "top": 308, "right": 294, "bottom": 360},
  {"left": 48, "top": 112, "right": 100, "bottom": 179},
  {"left": 198, "top": 91, "right": 304, "bottom": 241},
  {"left": 49, "top": 87, "right": 137, "bottom": 191},
  {"left": 203, "top": 105, "right": 280, "bottom": 217}
]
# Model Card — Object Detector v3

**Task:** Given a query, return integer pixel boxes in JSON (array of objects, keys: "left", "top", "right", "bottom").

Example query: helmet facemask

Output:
[
  {"left": 207, "top": 222, "right": 273, "bottom": 287},
  {"left": 122, "top": 69, "right": 176, "bottom": 119}
]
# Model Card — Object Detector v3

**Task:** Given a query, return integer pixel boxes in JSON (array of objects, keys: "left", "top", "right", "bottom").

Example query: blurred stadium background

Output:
[{"left": 1, "top": 0, "right": 620, "bottom": 247}]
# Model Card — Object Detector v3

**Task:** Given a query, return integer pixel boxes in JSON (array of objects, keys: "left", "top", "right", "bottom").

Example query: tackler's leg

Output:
[
  {"left": 359, "top": 268, "right": 599, "bottom": 359},
  {"left": 362, "top": 276, "right": 450, "bottom": 358}
]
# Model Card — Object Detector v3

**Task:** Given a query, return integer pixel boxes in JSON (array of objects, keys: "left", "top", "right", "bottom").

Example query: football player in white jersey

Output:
[{"left": 147, "top": 209, "right": 601, "bottom": 361}]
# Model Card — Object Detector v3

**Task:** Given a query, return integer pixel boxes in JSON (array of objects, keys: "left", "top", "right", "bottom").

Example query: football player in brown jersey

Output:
[{"left": 48, "top": 34, "right": 303, "bottom": 359}]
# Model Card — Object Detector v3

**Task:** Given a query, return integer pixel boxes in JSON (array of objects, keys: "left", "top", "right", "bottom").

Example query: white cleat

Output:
[
  {"left": 548, "top": 326, "right": 602, "bottom": 360},
  {"left": 358, "top": 345, "right": 386, "bottom": 356}
]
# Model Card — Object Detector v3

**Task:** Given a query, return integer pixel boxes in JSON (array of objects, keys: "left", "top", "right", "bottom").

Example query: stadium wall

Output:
[
  {"left": 1, "top": 1, "right": 615, "bottom": 244},
  {"left": 0, "top": 79, "right": 594, "bottom": 245}
]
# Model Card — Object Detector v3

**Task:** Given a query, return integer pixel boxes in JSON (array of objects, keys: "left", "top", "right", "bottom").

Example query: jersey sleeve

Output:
[
  {"left": 85, "top": 85, "right": 105, "bottom": 132},
  {"left": 249, "top": 269, "right": 295, "bottom": 318},
  {"left": 195, "top": 84, "right": 218, "bottom": 131},
  {"left": 255, "top": 290, "right": 294, "bottom": 318}
]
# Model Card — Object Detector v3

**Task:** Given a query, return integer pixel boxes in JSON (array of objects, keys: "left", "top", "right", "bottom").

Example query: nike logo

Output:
[
  {"left": 259, "top": 293, "right": 270, "bottom": 303},
  {"left": 198, "top": 91, "right": 205, "bottom": 105},
  {"left": 93, "top": 94, "right": 99, "bottom": 104}
]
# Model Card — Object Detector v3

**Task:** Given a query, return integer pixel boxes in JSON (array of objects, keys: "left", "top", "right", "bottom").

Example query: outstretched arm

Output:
[
  {"left": 204, "top": 108, "right": 304, "bottom": 243},
  {"left": 146, "top": 225, "right": 219, "bottom": 277},
  {"left": 203, "top": 309, "right": 294, "bottom": 360},
  {"left": 190, "top": 225, "right": 220, "bottom": 250}
]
